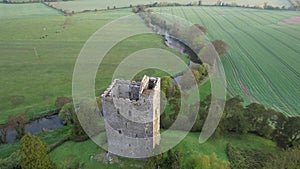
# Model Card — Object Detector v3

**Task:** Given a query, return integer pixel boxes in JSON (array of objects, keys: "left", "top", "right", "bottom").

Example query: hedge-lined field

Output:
[
  {"left": 0, "top": 3, "right": 191, "bottom": 124},
  {"left": 157, "top": 6, "right": 300, "bottom": 116},
  {"left": 0, "top": 3, "right": 62, "bottom": 19},
  {"left": 48, "top": 0, "right": 291, "bottom": 13},
  {"left": 0, "top": 5, "right": 134, "bottom": 123}
]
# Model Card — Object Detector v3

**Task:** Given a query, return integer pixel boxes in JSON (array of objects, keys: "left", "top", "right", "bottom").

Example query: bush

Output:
[
  {"left": 185, "top": 153, "right": 230, "bottom": 169},
  {"left": 59, "top": 103, "right": 75, "bottom": 125},
  {"left": 226, "top": 143, "right": 274, "bottom": 169},
  {"left": 0, "top": 151, "right": 21, "bottom": 169},
  {"left": 55, "top": 96, "right": 72, "bottom": 109},
  {"left": 212, "top": 39, "right": 228, "bottom": 57}
]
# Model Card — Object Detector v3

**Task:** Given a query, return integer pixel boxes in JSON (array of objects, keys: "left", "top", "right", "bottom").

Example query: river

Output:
[{"left": 5, "top": 114, "right": 63, "bottom": 143}]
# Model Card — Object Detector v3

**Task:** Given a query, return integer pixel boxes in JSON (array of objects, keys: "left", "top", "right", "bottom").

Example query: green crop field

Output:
[
  {"left": 48, "top": 0, "right": 291, "bottom": 13},
  {"left": 201, "top": 0, "right": 291, "bottom": 7},
  {"left": 156, "top": 6, "right": 300, "bottom": 116}
]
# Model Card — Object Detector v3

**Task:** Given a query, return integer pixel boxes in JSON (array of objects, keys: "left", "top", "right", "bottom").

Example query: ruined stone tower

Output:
[{"left": 101, "top": 75, "right": 160, "bottom": 158}]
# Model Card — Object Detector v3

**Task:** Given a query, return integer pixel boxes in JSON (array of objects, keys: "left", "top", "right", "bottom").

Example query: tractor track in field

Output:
[
  {"left": 192, "top": 9, "right": 258, "bottom": 103},
  {"left": 189, "top": 7, "right": 208, "bottom": 29},
  {"left": 241, "top": 10, "right": 300, "bottom": 42},
  {"left": 262, "top": 11, "right": 300, "bottom": 31},
  {"left": 180, "top": 7, "right": 189, "bottom": 21},
  {"left": 227, "top": 52, "right": 258, "bottom": 102},
  {"left": 190, "top": 8, "right": 246, "bottom": 99},
  {"left": 221, "top": 8, "right": 300, "bottom": 65},
  {"left": 210, "top": 8, "right": 300, "bottom": 81},
  {"left": 171, "top": 7, "right": 174, "bottom": 16},
  {"left": 200, "top": 7, "right": 296, "bottom": 115}
]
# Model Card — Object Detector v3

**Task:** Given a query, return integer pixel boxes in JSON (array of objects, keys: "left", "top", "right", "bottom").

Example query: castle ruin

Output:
[{"left": 101, "top": 75, "right": 160, "bottom": 158}]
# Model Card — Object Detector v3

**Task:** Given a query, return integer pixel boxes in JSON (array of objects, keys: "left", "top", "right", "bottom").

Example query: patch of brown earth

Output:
[{"left": 278, "top": 16, "right": 300, "bottom": 25}]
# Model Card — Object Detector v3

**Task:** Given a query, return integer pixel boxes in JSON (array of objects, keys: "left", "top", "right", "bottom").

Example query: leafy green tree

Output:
[
  {"left": 58, "top": 103, "right": 75, "bottom": 125},
  {"left": 144, "top": 150, "right": 182, "bottom": 169},
  {"left": 20, "top": 133, "right": 56, "bottom": 169},
  {"left": 245, "top": 103, "right": 274, "bottom": 138},
  {"left": 7, "top": 113, "right": 26, "bottom": 140},
  {"left": 265, "top": 145, "right": 300, "bottom": 168},
  {"left": 70, "top": 114, "right": 88, "bottom": 141},
  {"left": 219, "top": 96, "right": 249, "bottom": 134},
  {"left": 144, "top": 153, "right": 163, "bottom": 169},
  {"left": 163, "top": 150, "right": 182, "bottom": 169},
  {"left": 273, "top": 116, "right": 300, "bottom": 149},
  {"left": 161, "top": 76, "right": 174, "bottom": 99}
]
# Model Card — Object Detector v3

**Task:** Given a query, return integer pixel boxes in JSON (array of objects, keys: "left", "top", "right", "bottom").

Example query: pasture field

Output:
[
  {"left": 156, "top": 6, "right": 300, "bottom": 116},
  {"left": 0, "top": 3, "right": 191, "bottom": 124},
  {"left": 0, "top": 4, "right": 132, "bottom": 123},
  {"left": 0, "top": 3, "right": 62, "bottom": 19},
  {"left": 49, "top": 0, "right": 291, "bottom": 12}
]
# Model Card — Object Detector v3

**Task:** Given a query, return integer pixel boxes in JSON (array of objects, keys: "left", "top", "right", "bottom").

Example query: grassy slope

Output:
[
  {"left": 174, "top": 132, "right": 278, "bottom": 163},
  {"left": 49, "top": 131, "right": 279, "bottom": 168},
  {"left": 157, "top": 6, "right": 300, "bottom": 116}
]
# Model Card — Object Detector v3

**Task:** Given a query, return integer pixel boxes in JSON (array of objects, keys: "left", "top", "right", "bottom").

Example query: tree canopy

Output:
[{"left": 20, "top": 133, "right": 56, "bottom": 169}]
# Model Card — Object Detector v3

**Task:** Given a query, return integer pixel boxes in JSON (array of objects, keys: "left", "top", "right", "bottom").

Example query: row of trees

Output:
[
  {"left": 140, "top": 10, "right": 228, "bottom": 62},
  {"left": 160, "top": 90, "right": 300, "bottom": 150}
]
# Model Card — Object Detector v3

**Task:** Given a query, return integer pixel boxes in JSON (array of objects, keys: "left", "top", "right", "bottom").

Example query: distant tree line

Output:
[
  {"left": 131, "top": 1, "right": 298, "bottom": 14},
  {"left": 211, "top": 0, "right": 298, "bottom": 10}
]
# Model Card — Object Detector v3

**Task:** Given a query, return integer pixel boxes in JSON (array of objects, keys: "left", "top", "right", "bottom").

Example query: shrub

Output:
[
  {"left": 55, "top": 96, "right": 72, "bottom": 109},
  {"left": 212, "top": 39, "right": 228, "bottom": 57},
  {"left": 0, "top": 151, "right": 21, "bottom": 169},
  {"left": 226, "top": 143, "right": 274, "bottom": 169}
]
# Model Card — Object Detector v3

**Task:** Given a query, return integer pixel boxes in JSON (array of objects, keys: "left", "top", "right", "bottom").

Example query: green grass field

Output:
[
  {"left": 48, "top": 0, "right": 291, "bottom": 12},
  {"left": 0, "top": 3, "right": 62, "bottom": 19},
  {"left": 0, "top": 3, "right": 191, "bottom": 124},
  {"left": 1, "top": 2, "right": 295, "bottom": 168},
  {"left": 49, "top": 131, "right": 279, "bottom": 168},
  {"left": 156, "top": 6, "right": 300, "bottom": 116},
  {"left": 0, "top": 4, "right": 132, "bottom": 123}
]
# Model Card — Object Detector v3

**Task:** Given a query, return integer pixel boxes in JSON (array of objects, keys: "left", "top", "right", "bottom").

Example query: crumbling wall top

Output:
[{"left": 101, "top": 75, "right": 159, "bottom": 101}]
